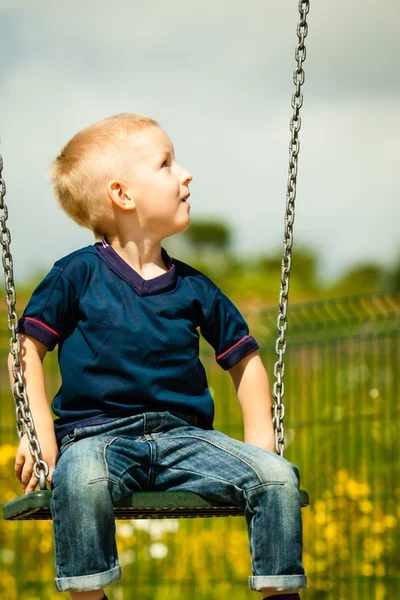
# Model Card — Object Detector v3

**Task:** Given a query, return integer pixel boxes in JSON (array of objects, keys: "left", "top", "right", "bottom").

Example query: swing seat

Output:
[{"left": 3, "top": 488, "right": 310, "bottom": 520}]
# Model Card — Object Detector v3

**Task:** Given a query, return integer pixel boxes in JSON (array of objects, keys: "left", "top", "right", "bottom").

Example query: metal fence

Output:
[{"left": 0, "top": 291, "right": 399, "bottom": 599}]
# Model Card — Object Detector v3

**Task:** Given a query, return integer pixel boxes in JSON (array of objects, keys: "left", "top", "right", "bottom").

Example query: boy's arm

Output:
[
  {"left": 8, "top": 334, "right": 58, "bottom": 494},
  {"left": 228, "top": 350, "right": 276, "bottom": 453}
]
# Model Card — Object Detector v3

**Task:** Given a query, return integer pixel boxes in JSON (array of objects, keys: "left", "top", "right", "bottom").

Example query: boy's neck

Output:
[{"left": 104, "top": 235, "right": 169, "bottom": 279}]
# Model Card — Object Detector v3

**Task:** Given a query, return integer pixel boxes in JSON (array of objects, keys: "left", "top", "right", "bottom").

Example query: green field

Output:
[{"left": 0, "top": 292, "right": 399, "bottom": 599}]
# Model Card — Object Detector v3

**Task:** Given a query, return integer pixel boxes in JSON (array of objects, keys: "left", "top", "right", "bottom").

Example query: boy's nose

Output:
[{"left": 181, "top": 169, "right": 193, "bottom": 185}]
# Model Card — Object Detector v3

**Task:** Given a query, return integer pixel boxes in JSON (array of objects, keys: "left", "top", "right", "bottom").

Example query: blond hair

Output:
[{"left": 47, "top": 113, "right": 159, "bottom": 239}]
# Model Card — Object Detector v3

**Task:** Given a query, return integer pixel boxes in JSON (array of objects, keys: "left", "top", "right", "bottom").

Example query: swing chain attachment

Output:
[
  {"left": 272, "top": 0, "right": 310, "bottom": 457},
  {"left": 0, "top": 154, "right": 49, "bottom": 490}
]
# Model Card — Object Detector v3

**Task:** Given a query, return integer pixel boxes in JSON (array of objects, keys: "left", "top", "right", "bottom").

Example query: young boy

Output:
[{"left": 10, "top": 113, "right": 306, "bottom": 600}]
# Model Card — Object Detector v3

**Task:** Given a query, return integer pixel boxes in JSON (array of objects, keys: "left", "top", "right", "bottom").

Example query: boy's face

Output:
[{"left": 120, "top": 126, "right": 193, "bottom": 240}]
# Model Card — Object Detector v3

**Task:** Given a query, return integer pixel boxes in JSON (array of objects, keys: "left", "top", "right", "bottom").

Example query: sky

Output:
[{"left": 0, "top": 0, "right": 399, "bottom": 285}]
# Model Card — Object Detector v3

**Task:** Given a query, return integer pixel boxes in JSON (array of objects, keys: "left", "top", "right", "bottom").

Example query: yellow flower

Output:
[
  {"left": 315, "top": 511, "right": 327, "bottom": 526},
  {"left": 39, "top": 536, "right": 53, "bottom": 554},
  {"left": 372, "top": 521, "right": 385, "bottom": 534},
  {"left": 334, "top": 483, "right": 345, "bottom": 496},
  {"left": 375, "top": 583, "right": 388, "bottom": 600},
  {"left": 358, "top": 516, "right": 371, "bottom": 530},
  {"left": 346, "top": 479, "right": 361, "bottom": 500},
  {"left": 302, "top": 552, "right": 312, "bottom": 571},
  {"left": 0, "top": 444, "right": 18, "bottom": 467},
  {"left": 0, "top": 571, "right": 17, "bottom": 600},
  {"left": 315, "top": 540, "right": 327, "bottom": 556},
  {"left": 364, "top": 538, "right": 385, "bottom": 561},
  {"left": 383, "top": 515, "right": 397, "bottom": 529},
  {"left": 362, "top": 563, "right": 374, "bottom": 576},
  {"left": 359, "top": 500, "right": 373, "bottom": 514},
  {"left": 336, "top": 469, "right": 349, "bottom": 483},
  {"left": 314, "top": 559, "right": 328, "bottom": 573},
  {"left": 324, "top": 522, "right": 337, "bottom": 541},
  {"left": 358, "top": 483, "right": 371, "bottom": 496},
  {"left": 333, "top": 497, "right": 348, "bottom": 510},
  {"left": 314, "top": 499, "right": 326, "bottom": 512}
]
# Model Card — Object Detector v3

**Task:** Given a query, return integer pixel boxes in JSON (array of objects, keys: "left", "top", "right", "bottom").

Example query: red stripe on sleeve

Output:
[
  {"left": 216, "top": 335, "right": 251, "bottom": 360},
  {"left": 23, "top": 317, "right": 60, "bottom": 338}
]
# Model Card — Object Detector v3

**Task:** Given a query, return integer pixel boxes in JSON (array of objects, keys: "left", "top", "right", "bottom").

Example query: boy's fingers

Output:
[
  {"left": 47, "top": 467, "right": 55, "bottom": 484},
  {"left": 20, "top": 461, "right": 34, "bottom": 488},
  {"left": 24, "top": 474, "right": 39, "bottom": 495},
  {"left": 15, "top": 455, "right": 24, "bottom": 480}
]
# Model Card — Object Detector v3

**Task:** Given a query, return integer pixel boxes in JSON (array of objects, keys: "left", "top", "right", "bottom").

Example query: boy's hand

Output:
[
  {"left": 245, "top": 433, "right": 277, "bottom": 454},
  {"left": 15, "top": 432, "right": 59, "bottom": 495}
]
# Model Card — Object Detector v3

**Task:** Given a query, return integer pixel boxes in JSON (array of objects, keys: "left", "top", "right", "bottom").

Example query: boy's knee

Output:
[
  {"left": 53, "top": 442, "right": 106, "bottom": 491},
  {"left": 51, "top": 468, "right": 117, "bottom": 520},
  {"left": 52, "top": 439, "right": 122, "bottom": 509},
  {"left": 277, "top": 459, "right": 301, "bottom": 491},
  {"left": 256, "top": 452, "right": 300, "bottom": 488},
  {"left": 286, "top": 460, "right": 301, "bottom": 487}
]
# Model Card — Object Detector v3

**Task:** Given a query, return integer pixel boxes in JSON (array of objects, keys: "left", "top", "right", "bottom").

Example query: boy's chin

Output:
[
  {"left": 163, "top": 219, "right": 190, "bottom": 240},
  {"left": 175, "top": 217, "right": 191, "bottom": 234}
]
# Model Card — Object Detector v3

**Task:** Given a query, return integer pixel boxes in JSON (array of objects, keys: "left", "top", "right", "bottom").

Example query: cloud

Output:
[{"left": 0, "top": 0, "right": 399, "bottom": 284}]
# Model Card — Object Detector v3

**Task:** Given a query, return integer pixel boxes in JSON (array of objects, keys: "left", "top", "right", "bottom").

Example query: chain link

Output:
[
  {"left": 272, "top": 0, "right": 310, "bottom": 457},
  {"left": 0, "top": 154, "right": 49, "bottom": 489}
]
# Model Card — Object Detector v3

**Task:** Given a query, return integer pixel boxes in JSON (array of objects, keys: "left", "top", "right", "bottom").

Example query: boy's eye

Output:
[{"left": 161, "top": 160, "right": 169, "bottom": 168}]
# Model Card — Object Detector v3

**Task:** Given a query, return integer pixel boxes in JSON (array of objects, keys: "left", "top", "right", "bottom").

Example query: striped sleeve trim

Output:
[
  {"left": 16, "top": 317, "right": 60, "bottom": 351},
  {"left": 216, "top": 335, "right": 259, "bottom": 370}
]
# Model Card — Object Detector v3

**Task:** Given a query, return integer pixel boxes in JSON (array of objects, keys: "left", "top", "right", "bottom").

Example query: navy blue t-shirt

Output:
[{"left": 17, "top": 238, "right": 259, "bottom": 439}]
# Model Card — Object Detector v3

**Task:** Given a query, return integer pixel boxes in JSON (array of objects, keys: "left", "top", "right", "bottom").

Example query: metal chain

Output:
[
  {"left": 0, "top": 154, "right": 49, "bottom": 490},
  {"left": 272, "top": 0, "right": 310, "bottom": 457}
]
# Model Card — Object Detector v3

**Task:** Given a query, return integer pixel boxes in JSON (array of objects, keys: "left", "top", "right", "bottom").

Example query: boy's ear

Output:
[{"left": 106, "top": 180, "right": 136, "bottom": 211}]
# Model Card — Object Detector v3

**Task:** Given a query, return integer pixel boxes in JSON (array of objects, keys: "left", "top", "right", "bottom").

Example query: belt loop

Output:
[
  {"left": 143, "top": 412, "right": 147, "bottom": 434},
  {"left": 144, "top": 411, "right": 165, "bottom": 433},
  {"left": 143, "top": 412, "right": 149, "bottom": 433}
]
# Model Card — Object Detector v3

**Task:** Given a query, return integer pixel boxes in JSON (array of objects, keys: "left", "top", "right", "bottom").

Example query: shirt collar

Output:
[{"left": 94, "top": 237, "right": 177, "bottom": 296}]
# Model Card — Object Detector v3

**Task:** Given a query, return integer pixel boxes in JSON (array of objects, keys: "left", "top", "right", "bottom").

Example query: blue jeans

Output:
[{"left": 50, "top": 410, "right": 307, "bottom": 593}]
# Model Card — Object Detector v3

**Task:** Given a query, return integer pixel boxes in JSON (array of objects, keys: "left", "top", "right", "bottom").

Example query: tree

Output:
[{"left": 184, "top": 221, "right": 232, "bottom": 253}]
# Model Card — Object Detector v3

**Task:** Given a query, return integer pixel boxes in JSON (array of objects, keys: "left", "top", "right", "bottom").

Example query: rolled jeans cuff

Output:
[
  {"left": 248, "top": 574, "right": 307, "bottom": 591},
  {"left": 54, "top": 565, "right": 122, "bottom": 592}
]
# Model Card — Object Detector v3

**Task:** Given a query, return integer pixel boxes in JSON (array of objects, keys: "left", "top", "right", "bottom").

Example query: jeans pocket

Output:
[{"left": 59, "top": 432, "right": 76, "bottom": 453}]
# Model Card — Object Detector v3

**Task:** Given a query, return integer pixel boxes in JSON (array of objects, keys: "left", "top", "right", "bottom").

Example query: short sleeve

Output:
[
  {"left": 199, "top": 288, "right": 259, "bottom": 370},
  {"left": 16, "top": 266, "right": 79, "bottom": 351}
]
